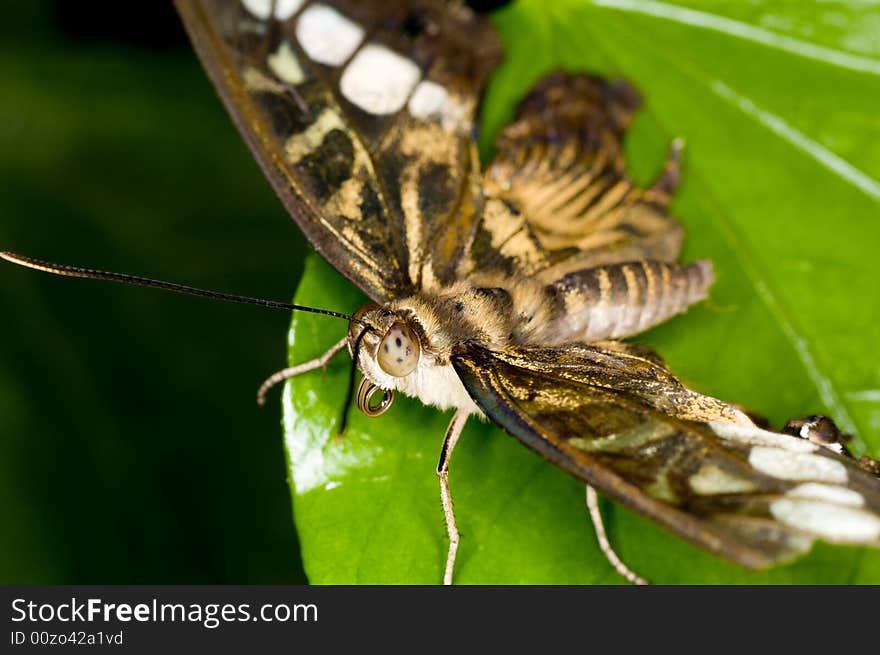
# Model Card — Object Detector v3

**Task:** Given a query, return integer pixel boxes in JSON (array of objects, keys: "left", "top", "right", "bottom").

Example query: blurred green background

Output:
[{"left": 0, "top": 2, "right": 312, "bottom": 583}]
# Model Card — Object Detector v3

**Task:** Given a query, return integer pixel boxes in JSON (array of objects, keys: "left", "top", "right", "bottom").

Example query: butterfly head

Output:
[
  {"left": 349, "top": 304, "right": 423, "bottom": 383},
  {"left": 343, "top": 300, "right": 479, "bottom": 421}
]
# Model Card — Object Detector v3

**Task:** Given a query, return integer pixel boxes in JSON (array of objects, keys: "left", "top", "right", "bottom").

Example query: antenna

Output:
[{"left": 1, "top": 251, "right": 367, "bottom": 326}]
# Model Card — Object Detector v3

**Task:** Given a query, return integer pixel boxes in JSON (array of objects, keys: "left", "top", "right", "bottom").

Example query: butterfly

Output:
[{"left": 4, "top": 0, "right": 879, "bottom": 584}]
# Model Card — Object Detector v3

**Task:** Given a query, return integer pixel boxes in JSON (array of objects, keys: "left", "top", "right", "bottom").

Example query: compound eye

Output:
[{"left": 377, "top": 322, "right": 420, "bottom": 377}]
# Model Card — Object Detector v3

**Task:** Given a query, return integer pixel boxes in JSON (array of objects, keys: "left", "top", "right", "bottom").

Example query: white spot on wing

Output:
[
  {"left": 787, "top": 482, "right": 864, "bottom": 508},
  {"left": 268, "top": 41, "right": 306, "bottom": 85},
  {"left": 340, "top": 44, "right": 421, "bottom": 115},
  {"left": 770, "top": 499, "right": 880, "bottom": 542},
  {"left": 407, "top": 80, "right": 467, "bottom": 132},
  {"left": 689, "top": 464, "right": 757, "bottom": 495},
  {"left": 748, "top": 447, "right": 848, "bottom": 483},
  {"left": 709, "top": 420, "right": 817, "bottom": 453},
  {"left": 408, "top": 80, "right": 447, "bottom": 119},
  {"left": 296, "top": 3, "right": 365, "bottom": 66},
  {"left": 242, "top": 0, "right": 304, "bottom": 21}
]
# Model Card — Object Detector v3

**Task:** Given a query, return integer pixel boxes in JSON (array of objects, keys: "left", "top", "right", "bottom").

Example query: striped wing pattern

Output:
[
  {"left": 471, "top": 72, "right": 685, "bottom": 283},
  {"left": 175, "top": 0, "right": 500, "bottom": 301},
  {"left": 452, "top": 341, "right": 880, "bottom": 567}
]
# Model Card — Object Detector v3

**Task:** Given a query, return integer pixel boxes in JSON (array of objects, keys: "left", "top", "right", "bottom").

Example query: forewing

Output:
[
  {"left": 175, "top": 0, "right": 501, "bottom": 301},
  {"left": 452, "top": 341, "right": 880, "bottom": 568},
  {"left": 471, "top": 73, "right": 684, "bottom": 283}
]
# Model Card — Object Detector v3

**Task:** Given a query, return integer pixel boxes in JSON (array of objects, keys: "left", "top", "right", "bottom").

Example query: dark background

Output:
[{"left": 0, "top": 0, "right": 509, "bottom": 584}]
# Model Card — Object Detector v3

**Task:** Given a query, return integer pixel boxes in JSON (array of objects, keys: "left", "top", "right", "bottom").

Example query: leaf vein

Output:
[{"left": 586, "top": 0, "right": 880, "bottom": 76}]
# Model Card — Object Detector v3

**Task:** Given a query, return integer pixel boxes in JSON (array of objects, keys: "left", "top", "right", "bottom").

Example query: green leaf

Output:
[{"left": 282, "top": 0, "right": 880, "bottom": 583}]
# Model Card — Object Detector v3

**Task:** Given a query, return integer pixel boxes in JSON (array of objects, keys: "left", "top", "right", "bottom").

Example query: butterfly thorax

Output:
[{"left": 349, "top": 281, "right": 527, "bottom": 415}]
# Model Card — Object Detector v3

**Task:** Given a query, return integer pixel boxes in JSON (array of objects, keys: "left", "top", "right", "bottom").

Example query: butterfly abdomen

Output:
[{"left": 535, "top": 259, "right": 714, "bottom": 343}]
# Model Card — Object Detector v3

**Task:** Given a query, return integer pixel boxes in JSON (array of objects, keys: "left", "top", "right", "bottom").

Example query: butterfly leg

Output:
[
  {"left": 437, "top": 409, "right": 468, "bottom": 585},
  {"left": 585, "top": 486, "right": 649, "bottom": 585},
  {"left": 256, "top": 336, "right": 348, "bottom": 405},
  {"left": 644, "top": 137, "right": 684, "bottom": 203}
]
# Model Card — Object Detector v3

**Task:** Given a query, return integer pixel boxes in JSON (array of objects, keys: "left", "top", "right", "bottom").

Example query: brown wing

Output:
[
  {"left": 174, "top": 0, "right": 501, "bottom": 301},
  {"left": 468, "top": 72, "right": 684, "bottom": 283},
  {"left": 452, "top": 341, "right": 880, "bottom": 567}
]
